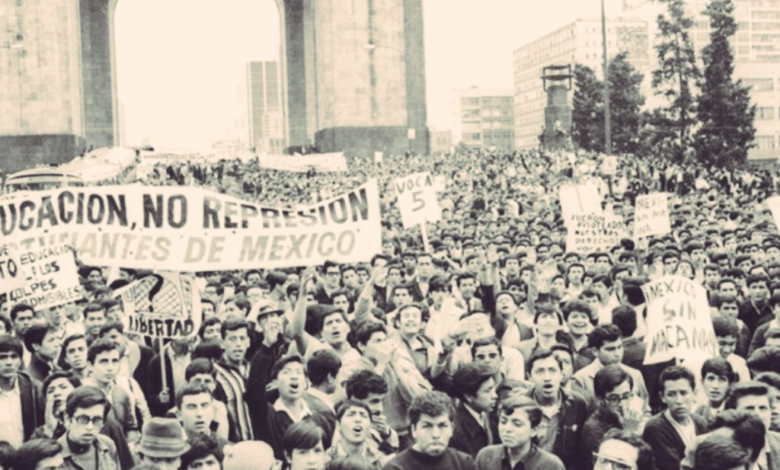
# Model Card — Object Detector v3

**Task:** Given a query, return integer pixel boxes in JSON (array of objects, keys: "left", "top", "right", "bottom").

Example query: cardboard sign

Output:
[
  {"left": 0, "top": 244, "right": 26, "bottom": 295},
  {"left": 8, "top": 244, "right": 84, "bottom": 310},
  {"left": 394, "top": 172, "right": 441, "bottom": 228},
  {"left": 121, "top": 272, "right": 202, "bottom": 339},
  {"left": 602, "top": 156, "right": 618, "bottom": 175},
  {"left": 566, "top": 213, "right": 626, "bottom": 254},
  {"left": 0, "top": 180, "right": 382, "bottom": 271},
  {"left": 634, "top": 193, "right": 671, "bottom": 240},
  {"left": 258, "top": 152, "right": 348, "bottom": 172},
  {"left": 766, "top": 196, "right": 780, "bottom": 233},
  {"left": 433, "top": 175, "right": 447, "bottom": 193},
  {"left": 643, "top": 275, "right": 718, "bottom": 365},
  {"left": 559, "top": 183, "right": 603, "bottom": 225}
]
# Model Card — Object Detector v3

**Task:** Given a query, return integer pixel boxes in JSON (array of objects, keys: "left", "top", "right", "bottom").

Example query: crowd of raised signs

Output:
[{"left": 4, "top": 149, "right": 780, "bottom": 470}]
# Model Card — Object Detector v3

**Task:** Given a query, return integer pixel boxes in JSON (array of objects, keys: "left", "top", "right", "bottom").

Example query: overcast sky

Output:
[{"left": 115, "top": 0, "right": 626, "bottom": 149}]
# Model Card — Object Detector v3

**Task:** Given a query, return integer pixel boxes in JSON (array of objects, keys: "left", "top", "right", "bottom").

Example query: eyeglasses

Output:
[
  {"left": 73, "top": 415, "right": 105, "bottom": 427},
  {"left": 593, "top": 454, "right": 636, "bottom": 470},
  {"left": 604, "top": 392, "right": 633, "bottom": 406}
]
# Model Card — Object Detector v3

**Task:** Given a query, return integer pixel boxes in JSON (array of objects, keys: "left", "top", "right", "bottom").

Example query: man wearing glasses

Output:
[
  {"left": 60, "top": 386, "right": 121, "bottom": 470},
  {"left": 593, "top": 429, "right": 655, "bottom": 470},
  {"left": 582, "top": 365, "right": 647, "bottom": 459}
]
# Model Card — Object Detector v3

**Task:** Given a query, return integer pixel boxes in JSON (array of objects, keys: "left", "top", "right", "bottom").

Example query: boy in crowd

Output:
[
  {"left": 176, "top": 383, "right": 230, "bottom": 451},
  {"left": 60, "top": 386, "right": 121, "bottom": 470},
  {"left": 696, "top": 358, "right": 737, "bottom": 426},
  {"left": 345, "top": 369, "right": 399, "bottom": 454},
  {"left": 382, "top": 391, "right": 476, "bottom": 470},
  {"left": 643, "top": 366, "right": 708, "bottom": 470},
  {"left": 450, "top": 362, "right": 498, "bottom": 457},
  {"left": 326, "top": 400, "right": 391, "bottom": 467},
  {"left": 474, "top": 395, "right": 564, "bottom": 470},
  {"left": 524, "top": 349, "right": 588, "bottom": 470}
]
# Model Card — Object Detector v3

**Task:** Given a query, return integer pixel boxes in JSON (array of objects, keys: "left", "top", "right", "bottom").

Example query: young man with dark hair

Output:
[
  {"left": 0, "top": 334, "right": 41, "bottom": 446},
  {"left": 214, "top": 317, "right": 253, "bottom": 442},
  {"left": 696, "top": 358, "right": 737, "bottom": 426},
  {"left": 345, "top": 369, "right": 398, "bottom": 455},
  {"left": 176, "top": 383, "right": 230, "bottom": 452},
  {"left": 82, "top": 303, "right": 107, "bottom": 345},
  {"left": 642, "top": 366, "right": 708, "bottom": 470},
  {"left": 24, "top": 322, "right": 62, "bottom": 383},
  {"left": 180, "top": 433, "right": 223, "bottom": 470},
  {"left": 450, "top": 362, "right": 498, "bottom": 457},
  {"left": 710, "top": 315, "right": 750, "bottom": 382},
  {"left": 723, "top": 381, "right": 780, "bottom": 468},
  {"left": 60, "top": 385, "right": 121, "bottom": 470},
  {"left": 13, "top": 438, "right": 64, "bottom": 470},
  {"left": 10, "top": 303, "right": 36, "bottom": 337},
  {"left": 326, "top": 400, "right": 390, "bottom": 467},
  {"left": 581, "top": 365, "right": 645, "bottom": 458},
  {"left": 756, "top": 372, "right": 780, "bottom": 432},
  {"left": 382, "top": 391, "right": 476, "bottom": 470},
  {"left": 475, "top": 395, "right": 564, "bottom": 470},
  {"left": 594, "top": 429, "right": 655, "bottom": 470},
  {"left": 306, "top": 348, "right": 342, "bottom": 414},
  {"left": 262, "top": 355, "right": 332, "bottom": 460},
  {"left": 740, "top": 274, "right": 773, "bottom": 335},
  {"left": 573, "top": 323, "right": 650, "bottom": 414},
  {"left": 524, "top": 349, "right": 588, "bottom": 470}
]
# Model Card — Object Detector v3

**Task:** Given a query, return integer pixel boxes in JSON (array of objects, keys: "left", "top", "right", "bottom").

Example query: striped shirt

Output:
[{"left": 214, "top": 361, "right": 254, "bottom": 441}]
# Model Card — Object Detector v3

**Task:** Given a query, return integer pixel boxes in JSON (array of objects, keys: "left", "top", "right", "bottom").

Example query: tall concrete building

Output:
[
  {"left": 452, "top": 88, "right": 515, "bottom": 152},
  {"left": 623, "top": 0, "right": 780, "bottom": 161},
  {"left": 513, "top": 17, "right": 651, "bottom": 150},
  {"left": 0, "top": 0, "right": 427, "bottom": 171},
  {"left": 247, "top": 61, "right": 286, "bottom": 154}
]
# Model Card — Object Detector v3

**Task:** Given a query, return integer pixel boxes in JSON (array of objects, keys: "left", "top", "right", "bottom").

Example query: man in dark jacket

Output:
[
  {"left": 450, "top": 362, "right": 498, "bottom": 457},
  {"left": 643, "top": 366, "right": 708, "bottom": 470},
  {"left": 0, "top": 335, "right": 41, "bottom": 447}
]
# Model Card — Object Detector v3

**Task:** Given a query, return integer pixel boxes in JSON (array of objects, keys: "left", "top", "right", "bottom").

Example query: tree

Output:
[
  {"left": 572, "top": 64, "right": 604, "bottom": 152},
  {"left": 652, "top": 0, "right": 701, "bottom": 162},
  {"left": 608, "top": 52, "right": 646, "bottom": 155},
  {"left": 695, "top": 0, "right": 755, "bottom": 167}
]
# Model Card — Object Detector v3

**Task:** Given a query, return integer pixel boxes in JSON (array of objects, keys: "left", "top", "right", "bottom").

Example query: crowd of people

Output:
[{"left": 2, "top": 147, "right": 780, "bottom": 470}]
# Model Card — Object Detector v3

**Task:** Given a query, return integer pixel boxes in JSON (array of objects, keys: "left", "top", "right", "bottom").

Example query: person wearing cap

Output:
[
  {"left": 60, "top": 386, "right": 121, "bottom": 470},
  {"left": 137, "top": 417, "right": 190, "bottom": 470}
]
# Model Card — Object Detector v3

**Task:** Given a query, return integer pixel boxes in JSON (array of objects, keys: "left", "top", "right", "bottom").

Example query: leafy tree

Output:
[
  {"left": 695, "top": 0, "right": 755, "bottom": 167},
  {"left": 652, "top": 0, "right": 701, "bottom": 162},
  {"left": 608, "top": 52, "right": 646, "bottom": 155},
  {"left": 572, "top": 64, "right": 604, "bottom": 153}
]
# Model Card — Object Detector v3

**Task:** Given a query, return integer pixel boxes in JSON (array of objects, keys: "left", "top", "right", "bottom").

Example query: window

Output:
[
  {"left": 744, "top": 78, "right": 774, "bottom": 91},
  {"left": 757, "top": 107, "right": 775, "bottom": 120},
  {"left": 756, "top": 135, "right": 776, "bottom": 150}
]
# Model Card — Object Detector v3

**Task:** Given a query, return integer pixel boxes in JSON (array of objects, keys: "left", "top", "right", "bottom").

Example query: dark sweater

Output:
[{"left": 382, "top": 447, "right": 476, "bottom": 470}]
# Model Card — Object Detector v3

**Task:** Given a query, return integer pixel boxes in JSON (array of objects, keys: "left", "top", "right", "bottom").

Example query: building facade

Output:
[
  {"left": 247, "top": 61, "right": 287, "bottom": 154},
  {"left": 452, "top": 88, "right": 514, "bottom": 152},
  {"left": 429, "top": 128, "right": 452, "bottom": 153},
  {"left": 513, "top": 17, "right": 651, "bottom": 150}
]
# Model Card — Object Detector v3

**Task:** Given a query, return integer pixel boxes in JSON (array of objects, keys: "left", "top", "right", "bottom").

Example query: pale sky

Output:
[{"left": 115, "top": 0, "right": 626, "bottom": 149}]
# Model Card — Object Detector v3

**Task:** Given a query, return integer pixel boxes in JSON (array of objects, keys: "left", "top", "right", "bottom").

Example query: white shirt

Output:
[
  {"left": 666, "top": 410, "right": 696, "bottom": 451},
  {"left": 0, "top": 379, "right": 24, "bottom": 448}
]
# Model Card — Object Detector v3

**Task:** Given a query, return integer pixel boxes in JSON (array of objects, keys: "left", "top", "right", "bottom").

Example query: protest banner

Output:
[
  {"left": 601, "top": 156, "right": 618, "bottom": 175},
  {"left": 559, "top": 183, "right": 603, "bottom": 226},
  {"left": 394, "top": 172, "right": 441, "bottom": 229},
  {"left": 7, "top": 244, "right": 84, "bottom": 310},
  {"left": 565, "top": 213, "right": 626, "bottom": 254},
  {"left": 642, "top": 275, "right": 718, "bottom": 364},
  {"left": 0, "top": 180, "right": 382, "bottom": 271},
  {"left": 766, "top": 196, "right": 780, "bottom": 233},
  {"left": 258, "top": 152, "right": 348, "bottom": 173},
  {"left": 0, "top": 244, "right": 26, "bottom": 295},
  {"left": 433, "top": 175, "right": 447, "bottom": 193},
  {"left": 121, "top": 272, "right": 202, "bottom": 340},
  {"left": 634, "top": 193, "right": 671, "bottom": 240}
]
